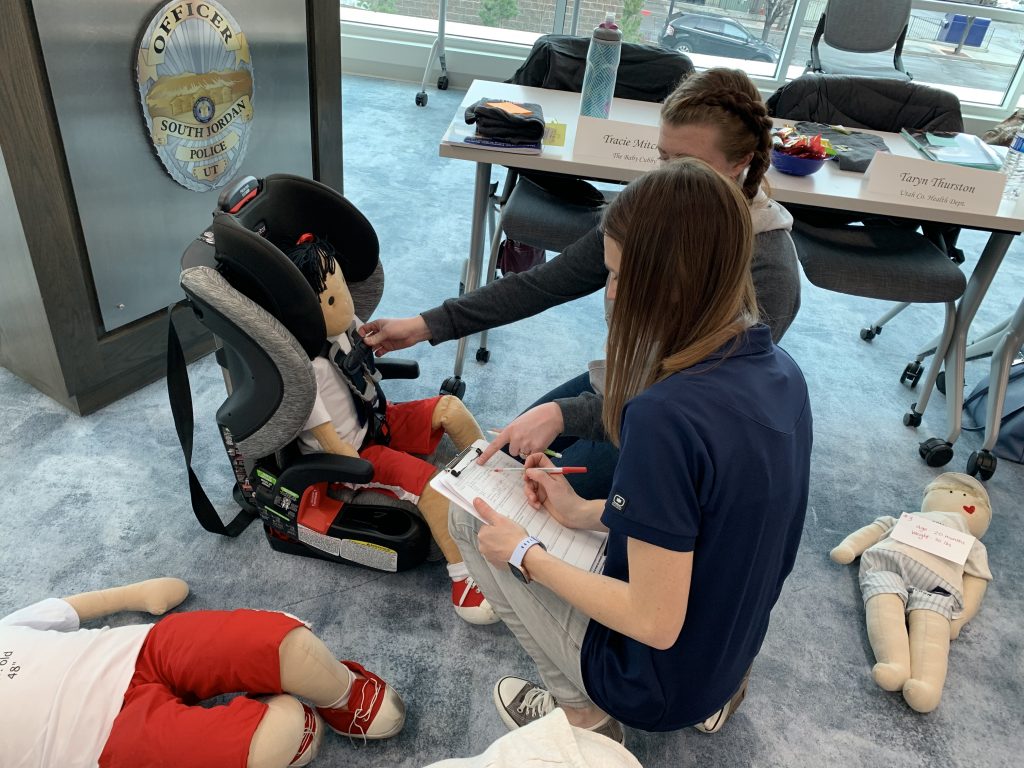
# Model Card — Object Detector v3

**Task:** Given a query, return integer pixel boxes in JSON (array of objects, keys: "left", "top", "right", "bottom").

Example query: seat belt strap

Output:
[{"left": 166, "top": 304, "right": 255, "bottom": 537}]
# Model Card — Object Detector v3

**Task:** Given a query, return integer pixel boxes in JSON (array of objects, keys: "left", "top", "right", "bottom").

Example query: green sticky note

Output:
[{"left": 925, "top": 132, "right": 959, "bottom": 147}]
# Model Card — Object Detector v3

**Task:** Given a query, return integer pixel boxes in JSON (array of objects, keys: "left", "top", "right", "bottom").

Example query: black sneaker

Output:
[
  {"left": 492, "top": 676, "right": 625, "bottom": 744},
  {"left": 493, "top": 677, "right": 557, "bottom": 729}
]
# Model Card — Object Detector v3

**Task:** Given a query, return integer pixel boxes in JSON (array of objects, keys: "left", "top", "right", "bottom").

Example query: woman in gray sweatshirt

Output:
[{"left": 361, "top": 69, "right": 800, "bottom": 497}]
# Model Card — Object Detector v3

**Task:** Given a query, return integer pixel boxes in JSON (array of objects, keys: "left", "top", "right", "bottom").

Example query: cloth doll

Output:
[
  {"left": 284, "top": 235, "right": 496, "bottom": 625},
  {"left": 0, "top": 578, "right": 405, "bottom": 768},
  {"left": 830, "top": 472, "right": 993, "bottom": 713}
]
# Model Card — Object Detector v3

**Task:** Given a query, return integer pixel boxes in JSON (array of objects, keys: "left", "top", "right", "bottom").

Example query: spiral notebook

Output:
[{"left": 430, "top": 440, "right": 607, "bottom": 573}]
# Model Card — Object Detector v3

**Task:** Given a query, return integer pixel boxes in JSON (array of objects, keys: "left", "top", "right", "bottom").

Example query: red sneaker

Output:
[
  {"left": 289, "top": 703, "right": 324, "bottom": 766},
  {"left": 316, "top": 660, "right": 406, "bottom": 740},
  {"left": 452, "top": 576, "right": 499, "bottom": 625}
]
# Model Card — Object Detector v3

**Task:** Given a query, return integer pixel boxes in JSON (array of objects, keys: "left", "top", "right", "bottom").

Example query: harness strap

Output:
[
  {"left": 166, "top": 303, "right": 257, "bottom": 537},
  {"left": 324, "top": 329, "right": 391, "bottom": 446}
]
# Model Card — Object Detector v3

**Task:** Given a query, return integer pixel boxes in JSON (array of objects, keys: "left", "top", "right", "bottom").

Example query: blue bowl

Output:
[{"left": 771, "top": 148, "right": 827, "bottom": 176}]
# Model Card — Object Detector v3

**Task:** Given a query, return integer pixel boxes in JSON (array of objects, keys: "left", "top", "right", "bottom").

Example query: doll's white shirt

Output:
[
  {"left": 297, "top": 328, "right": 369, "bottom": 454},
  {"left": 0, "top": 598, "right": 151, "bottom": 768},
  {"left": 870, "top": 511, "right": 993, "bottom": 589}
]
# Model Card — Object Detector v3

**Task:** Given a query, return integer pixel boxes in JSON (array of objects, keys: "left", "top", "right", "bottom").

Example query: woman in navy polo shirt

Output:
[{"left": 449, "top": 158, "right": 812, "bottom": 740}]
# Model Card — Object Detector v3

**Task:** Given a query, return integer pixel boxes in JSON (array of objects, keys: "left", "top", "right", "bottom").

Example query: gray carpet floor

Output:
[{"left": 2, "top": 74, "right": 1023, "bottom": 767}]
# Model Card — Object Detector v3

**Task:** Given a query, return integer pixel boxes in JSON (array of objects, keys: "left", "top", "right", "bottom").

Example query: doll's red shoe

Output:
[
  {"left": 289, "top": 704, "right": 324, "bottom": 766},
  {"left": 317, "top": 660, "right": 406, "bottom": 740},
  {"left": 452, "top": 576, "right": 499, "bottom": 625}
]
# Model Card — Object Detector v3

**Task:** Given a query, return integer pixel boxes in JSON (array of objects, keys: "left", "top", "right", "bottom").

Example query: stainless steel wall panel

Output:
[
  {"left": 0, "top": 144, "right": 64, "bottom": 393},
  {"left": 31, "top": 0, "right": 313, "bottom": 331}
]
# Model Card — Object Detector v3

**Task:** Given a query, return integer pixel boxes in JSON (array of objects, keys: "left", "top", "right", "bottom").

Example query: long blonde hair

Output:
[
  {"left": 601, "top": 159, "right": 757, "bottom": 444},
  {"left": 660, "top": 68, "right": 773, "bottom": 201}
]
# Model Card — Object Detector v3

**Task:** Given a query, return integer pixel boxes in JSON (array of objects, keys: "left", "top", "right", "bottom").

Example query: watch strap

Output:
[{"left": 509, "top": 535, "right": 546, "bottom": 573}]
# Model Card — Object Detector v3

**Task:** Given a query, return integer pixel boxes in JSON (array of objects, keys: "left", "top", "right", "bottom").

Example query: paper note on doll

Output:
[
  {"left": 891, "top": 512, "right": 975, "bottom": 565},
  {"left": 431, "top": 440, "right": 607, "bottom": 573}
]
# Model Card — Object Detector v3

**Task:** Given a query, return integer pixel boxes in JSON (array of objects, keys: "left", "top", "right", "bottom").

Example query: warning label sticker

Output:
[{"left": 339, "top": 539, "right": 398, "bottom": 572}]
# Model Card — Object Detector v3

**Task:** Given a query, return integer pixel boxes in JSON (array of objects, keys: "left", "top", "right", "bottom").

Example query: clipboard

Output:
[{"left": 431, "top": 439, "right": 607, "bottom": 573}]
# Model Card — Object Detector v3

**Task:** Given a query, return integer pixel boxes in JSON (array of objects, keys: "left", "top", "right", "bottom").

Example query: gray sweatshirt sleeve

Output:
[
  {"left": 752, "top": 229, "right": 801, "bottom": 343},
  {"left": 555, "top": 390, "right": 606, "bottom": 441},
  {"left": 420, "top": 226, "right": 608, "bottom": 343}
]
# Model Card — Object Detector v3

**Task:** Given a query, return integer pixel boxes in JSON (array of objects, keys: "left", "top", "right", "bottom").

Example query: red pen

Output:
[{"left": 491, "top": 467, "right": 587, "bottom": 474}]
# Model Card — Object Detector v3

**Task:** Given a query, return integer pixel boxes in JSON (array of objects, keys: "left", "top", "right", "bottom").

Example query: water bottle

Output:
[
  {"left": 1002, "top": 127, "right": 1024, "bottom": 200},
  {"left": 579, "top": 12, "right": 622, "bottom": 119}
]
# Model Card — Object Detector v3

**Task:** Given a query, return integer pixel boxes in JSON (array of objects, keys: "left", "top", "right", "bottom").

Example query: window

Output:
[
  {"left": 340, "top": 0, "right": 1024, "bottom": 125},
  {"left": 721, "top": 20, "right": 751, "bottom": 40}
]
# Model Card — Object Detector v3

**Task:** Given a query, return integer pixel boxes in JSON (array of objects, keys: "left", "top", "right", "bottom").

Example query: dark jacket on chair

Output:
[
  {"left": 766, "top": 73, "right": 962, "bottom": 133},
  {"left": 507, "top": 34, "right": 693, "bottom": 103}
]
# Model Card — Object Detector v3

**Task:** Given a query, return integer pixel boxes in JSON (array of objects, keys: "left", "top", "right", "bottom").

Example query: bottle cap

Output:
[{"left": 601, "top": 11, "right": 618, "bottom": 28}]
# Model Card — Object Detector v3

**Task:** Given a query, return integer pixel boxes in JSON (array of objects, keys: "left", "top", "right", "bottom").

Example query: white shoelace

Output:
[
  {"left": 346, "top": 675, "right": 383, "bottom": 746},
  {"left": 517, "top": 687, "right": 556, "bottom": 720},
  {"left": 456, "top": 576, "right": 483, "bottom": 606}
]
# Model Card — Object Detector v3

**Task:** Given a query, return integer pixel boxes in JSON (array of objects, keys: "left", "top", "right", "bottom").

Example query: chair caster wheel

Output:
[
  {"left": 440, "top": 376, "right": 466, "bottom": 400},
  {"left": 475, "top": 348, "right": 490, "bottom": 363},
  {"left": 415, "top": 92, "right": 428, "bottom": 107},
  {"left": 903, "top": 408, "right": 922, "bottom": 427},
  {"left": 437, "top": 75, "right": 449, "bottom": 90},
  {"left": 966, "top": 450, "right": 996, "bottom": 481},
  {"left": 900, "top": 361, "right": 923, "bottom": 388},
  {"left": 859, "top": 327, "right": 876, "bottom": 341},
  {"left": 918, "top": 438, "right": 954, "bottom": 467},
  {"left": 936, "top": 371, "right": 946, "bottom": 395}
]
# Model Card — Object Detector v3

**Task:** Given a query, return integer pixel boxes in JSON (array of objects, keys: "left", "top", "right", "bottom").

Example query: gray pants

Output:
[{"left": 449, "top": 504, "right": 595, "bottom": 708}]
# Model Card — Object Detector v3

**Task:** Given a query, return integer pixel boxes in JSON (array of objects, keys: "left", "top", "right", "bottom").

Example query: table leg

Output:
[
  {"left": 941, "top": 231, "right": 1016, "bottom": 445},
  {"left": 451, "top": 161, "right": 493, "bottom": 384}
]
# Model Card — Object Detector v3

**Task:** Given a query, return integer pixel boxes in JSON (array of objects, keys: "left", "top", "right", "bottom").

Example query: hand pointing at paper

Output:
[{"left": 474, "top": 498, "right": 528, "bottom": 566}]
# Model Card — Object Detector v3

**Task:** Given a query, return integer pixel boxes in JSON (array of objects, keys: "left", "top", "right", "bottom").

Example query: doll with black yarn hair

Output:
[{"left": 284, "top": 234, "right": 498, "bottom": 626}]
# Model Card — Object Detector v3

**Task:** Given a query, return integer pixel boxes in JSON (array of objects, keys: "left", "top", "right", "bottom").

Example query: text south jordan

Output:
[{"left": 159, "top": 98, "right": 248, "bottom": 139}]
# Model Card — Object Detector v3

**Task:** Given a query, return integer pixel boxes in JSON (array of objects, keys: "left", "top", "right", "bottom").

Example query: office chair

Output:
[
  {"left": 808, "top": 0, "right": 913, "bottom": 80},
  {"left": 768, "top": 75, "right": 968, "bottom": 467},
  {"left": 767, "top": 73, "right": 965, "bottom": 380},
  {"left": 167, "top": 174, "right": 432, "bottom": 571},
  {"left": 471, "top": 35, "right": 693, "bottom": 363}
]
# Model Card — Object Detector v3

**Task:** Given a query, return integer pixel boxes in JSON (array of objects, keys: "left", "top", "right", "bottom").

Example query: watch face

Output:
[{"left": 509, "top": 562, "right": 529, "bottom": 584}]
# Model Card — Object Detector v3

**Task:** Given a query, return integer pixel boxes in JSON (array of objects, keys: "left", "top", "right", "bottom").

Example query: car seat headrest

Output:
[
  {"left": 208, "top": 174, "right": 381, "bottom": 359},
  {"left": 227, "top": 174, "right": 379, "bottom": 283},
  {"left": 212, "top": 213, "right": 326, "bottom": 360}
]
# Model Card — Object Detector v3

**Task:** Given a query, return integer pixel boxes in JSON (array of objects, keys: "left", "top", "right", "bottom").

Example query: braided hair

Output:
[
  {"left": 660, "top": 69, "right": 773, "bottom": 200},
  {"left": 284, "top": 234, "right": 339, "bottom": 296}
]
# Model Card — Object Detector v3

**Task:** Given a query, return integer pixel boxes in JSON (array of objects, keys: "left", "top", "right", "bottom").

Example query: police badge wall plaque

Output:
[{"left": 137, "top": 1, "right": 254, "bottom": 192}]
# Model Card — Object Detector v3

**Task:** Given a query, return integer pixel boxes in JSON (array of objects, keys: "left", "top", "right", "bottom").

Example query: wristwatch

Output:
[{"left": 508, "top": 536, "right": 546, "bottom": 584}]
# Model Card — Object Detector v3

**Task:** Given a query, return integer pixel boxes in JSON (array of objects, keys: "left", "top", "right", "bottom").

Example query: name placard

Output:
[
  {"left": 573, "top": 116, "right": 660, "bottom": 172},
  {"left": 864, "top": 151, "right": 1006, "bottom": 214},
  {"left": 890, "top": 512, "right": 975, "bottom": 566}
]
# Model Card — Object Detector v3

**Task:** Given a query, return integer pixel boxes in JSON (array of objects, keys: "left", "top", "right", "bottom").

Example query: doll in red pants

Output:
[{"left": 0, "top": 578, "right": 404, "bottom": 768}]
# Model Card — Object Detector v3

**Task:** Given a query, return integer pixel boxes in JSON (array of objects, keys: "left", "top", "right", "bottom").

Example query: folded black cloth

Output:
[
  {"left": 465, "top": 98, "right": 545, "bottom": 144},
  {"left": 794, "top": 121, "right": 889, "bottom": 173}
]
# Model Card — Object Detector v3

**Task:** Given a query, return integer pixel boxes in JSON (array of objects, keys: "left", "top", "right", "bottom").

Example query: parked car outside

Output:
[{"left": 661, "top": 12, "right": 779, "bottom": 62}]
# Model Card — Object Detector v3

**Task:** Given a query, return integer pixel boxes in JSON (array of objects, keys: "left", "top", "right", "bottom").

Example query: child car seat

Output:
[{"left": 167, "top": 173, "right": 430, "bottom": 572}]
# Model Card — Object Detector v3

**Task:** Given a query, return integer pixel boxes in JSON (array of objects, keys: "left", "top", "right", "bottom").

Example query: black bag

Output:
[
  {"left": 962, "top": 360, "right": 1024, "bottom": 463},
  {"left": 497, "top": 239, "right": 545, "bottom": 276}
]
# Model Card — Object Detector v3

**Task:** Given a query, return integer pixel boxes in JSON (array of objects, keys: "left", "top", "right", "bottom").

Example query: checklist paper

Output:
[{"left": 430, "top": 440, "right": 607, "bottom": 573}]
